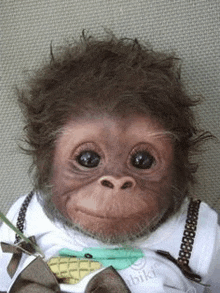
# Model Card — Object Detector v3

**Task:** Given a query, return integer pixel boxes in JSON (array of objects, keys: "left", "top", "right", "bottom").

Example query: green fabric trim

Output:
[{"left": 59, "top": 247, "right": 144, "bottom": 270}]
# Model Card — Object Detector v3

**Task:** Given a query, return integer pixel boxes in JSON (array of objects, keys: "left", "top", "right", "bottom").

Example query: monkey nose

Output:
[{"left": 99, "top": 176, "right": 136, "bottom": 190}]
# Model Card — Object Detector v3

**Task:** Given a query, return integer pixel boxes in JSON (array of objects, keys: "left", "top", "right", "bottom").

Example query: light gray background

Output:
[{"left": 1, "top": 0, "right": 220, "bottom": 214}]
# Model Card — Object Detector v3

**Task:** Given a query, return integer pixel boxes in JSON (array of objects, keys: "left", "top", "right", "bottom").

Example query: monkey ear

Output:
[{"left": 85, "top": 266, "right": 131, "bottom": 293}]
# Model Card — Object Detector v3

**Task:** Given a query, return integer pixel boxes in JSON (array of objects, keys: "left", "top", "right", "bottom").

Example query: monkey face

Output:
[{"left": 50, "top": 114, "right": 174, "bottom": 243}]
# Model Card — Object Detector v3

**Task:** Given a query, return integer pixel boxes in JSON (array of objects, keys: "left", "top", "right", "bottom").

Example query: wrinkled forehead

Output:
[{"left": 60, "top": 113, "right": 175, "bottom": 144}]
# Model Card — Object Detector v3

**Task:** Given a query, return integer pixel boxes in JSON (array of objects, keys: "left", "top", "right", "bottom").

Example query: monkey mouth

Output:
[{"left": 75, "top": 207, "right": 143, "bottom": 220}]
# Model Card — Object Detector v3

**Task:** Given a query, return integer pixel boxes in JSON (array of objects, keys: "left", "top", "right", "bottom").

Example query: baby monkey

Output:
[{"left": 0, "top": 33, "right": 219, "bottom": 293}]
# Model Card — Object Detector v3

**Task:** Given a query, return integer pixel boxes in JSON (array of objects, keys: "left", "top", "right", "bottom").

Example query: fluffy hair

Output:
[{"left": 18, "top": 32, "right": 211, "bottom": 203}]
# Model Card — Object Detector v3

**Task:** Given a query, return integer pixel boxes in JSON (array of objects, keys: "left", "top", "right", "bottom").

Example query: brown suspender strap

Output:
[
  {"left": 157, "top": 198, "right": 202, "bottom": 284},
  {"left": 15, "top": 191, "right": 34, "bottom": 244},
  {"left": 178, "top": 199, "right": 201, "bottom": 266}
]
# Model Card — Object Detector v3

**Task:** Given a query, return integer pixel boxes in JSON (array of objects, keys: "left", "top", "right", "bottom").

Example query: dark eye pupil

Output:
[
  {"left": 77, "top": 151, "right": 100, "bottom": 168},
  {"left": 131, "top": 151, "right": 154, "bottom": 169}
]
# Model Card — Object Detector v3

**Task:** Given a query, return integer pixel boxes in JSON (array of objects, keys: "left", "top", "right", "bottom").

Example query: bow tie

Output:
[
  {"left": 2, "top": 242, "right": 132, "bottom": 293},
  {"left": 8, "top": 255, "right": 131, "bottom": 293}
]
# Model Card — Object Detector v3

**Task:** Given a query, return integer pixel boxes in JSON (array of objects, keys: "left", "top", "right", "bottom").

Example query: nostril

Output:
[
  {"left": 100, "top": 176, "right": 136, "bottom": 190},
  {"left": 101, "top": 180, "right": 114, "bottom": 189},
  {"left": 121, "top": 181, "right": 133, "bottom": 189}
]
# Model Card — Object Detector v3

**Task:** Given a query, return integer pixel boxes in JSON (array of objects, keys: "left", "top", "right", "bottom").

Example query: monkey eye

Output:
[
  {"left": 76, "top": 151, "right": 100, "bottom": 168},
  {"left": 131, "top": 151, "right": 155, "bottom": 169}
]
